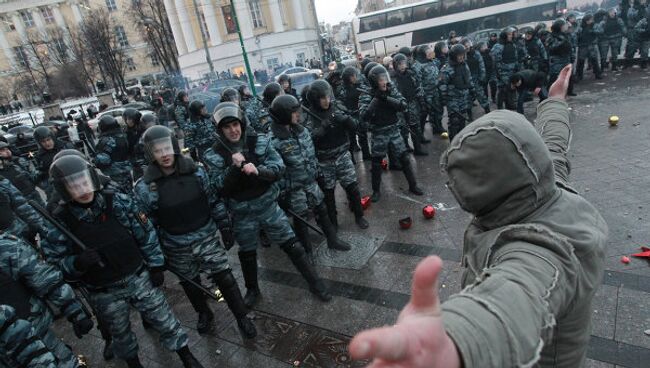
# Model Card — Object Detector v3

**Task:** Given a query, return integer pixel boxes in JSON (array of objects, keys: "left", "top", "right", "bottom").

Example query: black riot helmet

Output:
[
  {"left": 449, "top": 44, "right": 467, "bottom": 63},
  {"left": 237, "top": 84, "right": 251, "bottom": 98},
  {"left": 220, "top": 88, "right": 240, "bottom": 103},
  {"left": 270, "top": 95, "right": 301, "bottom": 125},
  {"left": 33, "top": 126, "right": 54, "bottom": 145},
  {"left": 142, "top": 125, "right": 179, "bottom": 163},
  {"left": 50, "top": 155, "right": 101, "bottom": 202},
  {"left": 392, "top": 53, "right": 408, "bottom": 71},
  {"left": 307, "top": 80, "right": 333, "bottom": 110},
  {"left": 363, "top": 61, "right": 379, "bottom": 78},
  {"left": 359, "top": 57, "right": 372, "bottom": 71},
  {"left": 552, "top": 18, "right": 567, "bottom": 33},
  {"left": 398, "top": 46, "right": 412, "bottom": 58},
  {"left": 278, "top": 74, "right": 292, "bottom": 88},
  {"left": 300, "top": 84, "right": 311, "bottom": 108},
  {"left": 368, "top": 65, "right": 390, "bottom": 90},
  {"left": 98, "top": 114, "right": 120, "bottom": 133},
  {"left": 53, "top": 149, "right": 86, "bottom": 162},
  {"left": 188, "top": 100, "right": 206, "bottom": 117},
  {"left": 263, "top": 82, "right": 284, "bottom": 104},
  {"left": 326, "top": 69, "right": 342, "bottom": 88},
  {"left": 175, "top": 90, "right": 188, "bottom": 104},
  {"left": 0, "top": 141, "right": 9, "bottom": 151},
  {"left": 122, "top": 108, "right": 142, "bottom": 128},
  {"left": 594, "top": 8, "right": 607, "bottom": 23},
  {"left": 140, "top": 113, "right": 158, "bottom": 129},
  {"left": 213, "top": 102, "right": 244, "bottom": 130},
  {"left": 460, "top": 37, "right": 472, "bottom": 49},
  {"left": 342, "top": 66, "right": 359, "bottom": 85}
]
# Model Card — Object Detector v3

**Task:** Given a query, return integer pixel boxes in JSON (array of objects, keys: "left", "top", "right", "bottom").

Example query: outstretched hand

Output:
[
  {"left": 348, "top": 256, "right": 461, "bottom": 368},
  {"left": 549, "top": 64, "right": 572, "bottom": 100}
]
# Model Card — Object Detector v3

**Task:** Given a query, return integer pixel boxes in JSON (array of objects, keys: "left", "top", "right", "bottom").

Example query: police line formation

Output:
[{"left": 0, "top": 5, "right": 644, "bottom": 368}]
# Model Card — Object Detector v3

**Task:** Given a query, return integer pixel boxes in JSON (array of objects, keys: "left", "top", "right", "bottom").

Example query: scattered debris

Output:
[
  {"left": 644, "top": 329, "right": 650, "bottom": 336},
  {"left": 632, "top": 246, "right": 650, "bottom": 260},
  {"left": 399, "top": 216, "right": 412, "bottom": 230},
  {"left": 633, "top": 121, "right": 641, "bottom": 126},
  {"left": 361, "top": 196, "right": 371, "bottom": 210},
  {"left": 621, "top": 256, "right": 631, "bottom": 264},
  {"left": 608, "top": 115, "right": 619, "bottom": 126},
  {"left": 423, "top": 205, "right": 436, "bottom": 219}
]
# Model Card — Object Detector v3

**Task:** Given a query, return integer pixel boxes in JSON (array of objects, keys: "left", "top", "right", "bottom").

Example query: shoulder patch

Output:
[{"left": 137, "top": 212, "right": 148, "bottom": 226}]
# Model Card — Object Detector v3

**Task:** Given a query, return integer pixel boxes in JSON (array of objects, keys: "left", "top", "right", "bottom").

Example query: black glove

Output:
[
  {"left": 72, "top": 315, "right": 94, "bottom": 338},
  {"left": 73, "top": 248, "right": 102, "bottom": 273},
  {"left": 332, "top": 113, "right": 347, "bottom": 125},
  {"left": 386, "top": 96, "right": 406, "bottom": 111},
  {"left": 220, "top": 227, "right": 236, "bottom": 250},
  {"left": 149, "top": 267, "right": 165, "bottom": 287}
]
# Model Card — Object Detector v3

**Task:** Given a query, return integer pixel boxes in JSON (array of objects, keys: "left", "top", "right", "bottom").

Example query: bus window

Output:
[
  {"left": 360, "top": 41, "right": 373, "bottom": 51},
  {"left": 386, "top": 8, "right": 413, "bottom": 27},
  {"left": 360, "top": 14, "right": 387, "bottom": 33},
  {"left": 413, "top": 2, "right": 441, "bottom": 22},
  {"left": 441, "top": 0, "right": 473, "bottom": 16}
]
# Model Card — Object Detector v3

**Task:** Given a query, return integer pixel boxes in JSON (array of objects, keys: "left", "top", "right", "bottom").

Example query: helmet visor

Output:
[
  {"left": 148, "top": 137, "right": 175, "bottom": 161},
  {"left": 63, "top": 169, "right": 97, "bottom": 198}
]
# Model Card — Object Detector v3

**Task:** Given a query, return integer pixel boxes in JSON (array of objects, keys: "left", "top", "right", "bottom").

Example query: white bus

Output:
[{"left": 352, "top": 0, "right": 567, "bottom": 58}]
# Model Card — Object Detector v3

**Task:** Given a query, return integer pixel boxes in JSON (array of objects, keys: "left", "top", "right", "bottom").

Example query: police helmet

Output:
[
  {"left": 213, "top": 102, "right": 244, "bottom": 130},
  {"left": 122, "top": 108, "right": 142, "bottom": 127},
  {"left": 33, "top": 126, "right": 54, "bottom": 144},
  {"left": 188, "top": 100, "right": 206, "bottom": 117},
  {"left": 142, "top": 125, "right": 179, "bottom": 163},
  {"left": 368, "top": 65, "right": 390, "bottom": 90},
  {"left": 270, "top": 95, "right": 301, "bottom": 125},
  {"left": 307, "top": 80, "right": 333, "bottom": 110},
  {"left": 98, "top": 115, "right": 120, "bottom": 133},
  {"left": 363, "top": 62, "right": 379, "bottom": 78},
  {"left": 53, "top": 149, "right": 86, "bottom": 162},
  {"left": 50, "top": 155, "right": 101, "bottom": 202},
  {"left": 220, "top": 88, "right": 240, "bottom": 103},
  {"left": 342, "top": 66, "right": 359, "bottom": 84},
  {"left": 397, "top": 46, "right": 412, "bottom": 58},
  {"left": 263, "top": 82, "right": 284, "bottom": 104},
  {"left": 449, "top": 44, "right": 467, "bottom": 61},
  {"left": 392, "top": 53, "right": 408, "bottom": 70},
  {"left": 140, "top": 113, "right": 158, "bottom": 129}
]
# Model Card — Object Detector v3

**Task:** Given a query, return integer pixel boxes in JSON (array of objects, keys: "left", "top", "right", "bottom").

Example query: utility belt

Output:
[{"left": 84, "top": 264, "right": 146, "bottom": 293}]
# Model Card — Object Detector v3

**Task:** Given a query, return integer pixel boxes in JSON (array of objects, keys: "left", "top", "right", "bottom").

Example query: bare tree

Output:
[
  {"left": 80, "top": 9, "right": 127, "bottom": 95},
  {"left": 18, "top": 30, "right": 55, "bottom": 95},
  {"left": 49, "top": 26, "right": 98, "bottom": 95},
  {"left": 129, "top": 0, "right": 180, "bottom": 75}
]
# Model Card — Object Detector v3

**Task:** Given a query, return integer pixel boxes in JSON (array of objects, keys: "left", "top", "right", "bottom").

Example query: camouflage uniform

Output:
[
  {"left": 420, "top": 59, "right": 445, "bottom": 134},
  {"left": 337, "top": 80, "right": 370, "bottom": 159},
  {"left": 183, "top": 115, "right": 218, "bottom": 160},
  {"left": 359, "top": 87, "right": 408, "bottom": 159},
  {"left": 244, "top": 98, "right": 271, "bottom": 133},
  {"left": 633, "top": 18, "right": 650, "bottom": 66},
  {"left": 465, "top": 48, "right": 490, "bottom": 114},
  {"left": 599, "top": 15, "right": 626, "bottom": 69},
  {"left": 576, "top": 20, "right": 603, "bottom": 79},
  {"left": 34, "top": 139, "right": 73, "bottom": 193},
  {"left": 0, "top": 305, "right": 57, "bottom": 368},
  {"left": 41, "top": 192, "right": 189, "bottom": 361},
  {"left": 0, "top": 177, "right": 45, "bottom": 240},
  {"left": 525, "top": 36, "right": 549, "bottom": 72},
  {"left": 174, "top": 103, "right": 189, "bottom": 131},
  {"left": 95, "top": 133, "right": 133, "bottom": 192},
  {"left": 439, "top": 60, "right": 474, "bottom": 141},
  {"left": 391, "top": 67, "right": 426, "bottom": 154},
  {"left": 0, "top": 232, "right": 89, "bottom": 368},
  {"left": 0, "top": 156, "right": 43, "bottom": 207},
  {"left": 491, "top": 38, "right": 521, "bottom": 109},
  {"left": 547, "top": 30, "right": 574, "bottom": 85}
]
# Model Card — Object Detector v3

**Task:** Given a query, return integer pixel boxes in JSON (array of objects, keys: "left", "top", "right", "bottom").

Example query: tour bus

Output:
[{"left": 352, "top": 0, "right": 567, "bottom": 58}]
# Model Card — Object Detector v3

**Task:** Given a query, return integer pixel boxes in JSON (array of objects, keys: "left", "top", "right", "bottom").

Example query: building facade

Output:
[
  {"left": 165, "top": 0, "right": 322, "bottom": 80},
  {"left": 0, "top": 0, "right": 165, "bottom": 102}
]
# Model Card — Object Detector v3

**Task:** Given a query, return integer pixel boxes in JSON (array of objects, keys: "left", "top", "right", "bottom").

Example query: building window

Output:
[
  {"left": 13, "top": 46, "right": 29, "bottom": 68},
  {"left": 41, "top": 7, "right": 55, "bottom": 24},
  {"left": 150, "top": 52, "right": 159, "bottom": 66},
  {"left": 20, "top": 11, "right": 34, "bottom": 28},
  {"left": 1, "top": 16, "right": 15, "bottom": 31},
  {"left": 51, "top": 38, "right": 67, "bottom": 59},
  {"left": 249, "top": 0, "right": 264, "bottom": 28},
  {"left": 266, "top": 57, "right": 279, "bottom": 70},
  {"left": 114, "top": 26, "right": 129, "bottom": 47},
  {"left": 105, "top": 0, "right": 118, "bottom": 12},
  {"left": 222, "top": 5, "right": 237, "bottom": 34},
  {"left": 126, "top": 57, "right": 136, "bottom": 71}
]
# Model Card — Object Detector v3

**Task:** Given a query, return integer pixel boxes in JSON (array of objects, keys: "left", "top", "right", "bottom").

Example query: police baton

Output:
[
  {"left": 29, "top": 200, "right": 106, "bottom": 268},
  {"left": 166, "top": 269, "right": 224, "bottom": 302},
  {"left": 284, "top": 208, "right": 325, "bottom": 236}
]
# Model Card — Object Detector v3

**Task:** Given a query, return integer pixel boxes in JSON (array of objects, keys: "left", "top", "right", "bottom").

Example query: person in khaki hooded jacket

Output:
[{"left": 349, "top": 64, "right": 607, "bottom": 368}]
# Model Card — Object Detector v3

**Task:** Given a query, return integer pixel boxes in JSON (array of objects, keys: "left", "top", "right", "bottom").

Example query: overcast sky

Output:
[{"left": 314, "top": 0, "right": 358, "bottom": 25}]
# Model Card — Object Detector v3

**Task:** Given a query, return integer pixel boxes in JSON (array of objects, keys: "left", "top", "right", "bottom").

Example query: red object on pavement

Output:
[
  {"left": 361, "top": 196, "right": 371, "bottom": 210},
  {"left": 423, "top": 205, "right": 436, "bottom": 219},
  {"left": 381, "top": 159, "right": 388, "bottom": 170},
  {"left": 632, "top": 246, "right": 650, "bottom": 259},
  {"left": 399, "top": 217, "right": 412, "bottom": 229},
  {"left": 621, "top": 256, "right": 631, "bottom": 264}
]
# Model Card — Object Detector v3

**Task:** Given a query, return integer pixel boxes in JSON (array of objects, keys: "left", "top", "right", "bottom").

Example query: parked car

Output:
[
  {"left": 88, "top": 106, "right": 153, "bottom": 133},
  {"left": 2, "top": 124, "right": 37, "bottom": 156},
  {"left": 274, "top": 67, "right": 323, "bottom": 81}
]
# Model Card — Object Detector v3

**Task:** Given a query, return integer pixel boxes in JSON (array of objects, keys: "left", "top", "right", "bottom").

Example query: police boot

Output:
[
  {"left": 126, "top": 356, "right": 145, "bottom": 368},
  {"left": 180, "top": 277, "right": 214, "bottom": 334},
  {"left": 211, "top": 270, "right": 257, "bottom": 339},
  {"left": 387, "top": 149, "right": 402, "bottom": 170},
  {"left": 177, "top": 346, "right": 204, "bottom": 368},
  {"left": 323, "top": 188, "right": 338, "bottom": 229},
  {"left": 98, "top": 322, "right": 114, "bottom": 360},
  {"left": 401, "top": 156, "right": 423, "bottom": 196},
  {"left": 293, "top": 216, "right": 314, "bottom": 262},
  {"left": 359, "top": 132, "right": 371, "bottom": 160},
  {"left": 345, "top": 183, "right": 369, "bottom": 229},
  {"left": 412, "top": 129, "right": 429, "bottom": 156},
  {"left": 238, "top": 251, "right": 261, "bottom": 308},
  {"left": 316, "top": 203, "right": 351, "bottom": 251},
  {"left": 371, "top": 158, "right": 383, "bottom": 202},
  {"left": 282, "top": 240, "right": 332, "bottom": 302},
  {"left": 420, "top": 115, "right": 431, "bottom": 143}
]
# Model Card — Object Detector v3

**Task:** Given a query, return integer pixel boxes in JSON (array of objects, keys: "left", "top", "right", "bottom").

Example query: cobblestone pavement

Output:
[{"left": 53, "top": 66, "right": 650, "bottom": 367}]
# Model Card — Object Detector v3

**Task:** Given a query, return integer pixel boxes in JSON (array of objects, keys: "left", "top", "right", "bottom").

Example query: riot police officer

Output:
[
  {"left": 95, "top": 115, "right": 133, "bottom": 191},
  {"left": 0, "top": 141, "right": 42, "bottom": 206},
  {"left": 184, "top": 100, "right": 217, "bottom": 161},
  {"left": 33, "top": 126, "right": 73, "bottom": 193}
]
